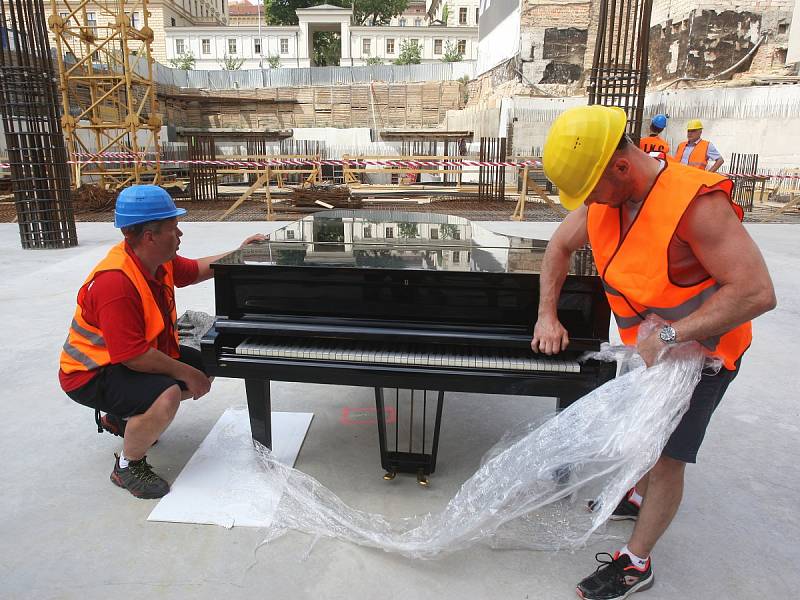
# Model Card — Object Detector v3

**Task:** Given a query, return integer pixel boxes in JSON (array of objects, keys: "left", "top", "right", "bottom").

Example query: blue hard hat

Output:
[
  {"left": 651, "top": 114, "right": 668, "bottom": 129},
  {"left": 114, "top": 185, "right": 187, "bottom": 228}
]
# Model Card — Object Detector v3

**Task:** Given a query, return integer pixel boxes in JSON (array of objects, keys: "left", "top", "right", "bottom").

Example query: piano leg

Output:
[
  {"left": 555, "top": 392, "right": 582, "bottom": 412},
  {"left": 245, "top": 378, "right": 272, "bottom": 449}
]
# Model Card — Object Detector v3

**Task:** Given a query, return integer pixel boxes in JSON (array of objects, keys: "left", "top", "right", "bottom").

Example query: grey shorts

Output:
[{"left": 662, "top": 356, "right": 741, "bottom": 463}]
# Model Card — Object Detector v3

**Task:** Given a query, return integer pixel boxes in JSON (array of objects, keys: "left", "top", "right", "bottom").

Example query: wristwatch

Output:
[{"left": 659, "top": 324, "right": 678, "bottom": 344}]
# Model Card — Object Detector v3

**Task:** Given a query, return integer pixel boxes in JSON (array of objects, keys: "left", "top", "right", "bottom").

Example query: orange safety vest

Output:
[
  {"left": 60, "top": 242, "right": 179, "bottom": 374},
  {"left": 639, "top": 135, "right": 670, "bottom": 155},
  {"left": 675, "top": 139, "right": 710, "bottom": 170},
  {"left": 587, "top": 161, "right": 751, "bottom": 370}
]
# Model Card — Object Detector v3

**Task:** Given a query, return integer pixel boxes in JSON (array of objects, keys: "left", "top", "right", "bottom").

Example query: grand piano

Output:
[{"left": 201, "top": 210, "right": 616, "bottom": 484}]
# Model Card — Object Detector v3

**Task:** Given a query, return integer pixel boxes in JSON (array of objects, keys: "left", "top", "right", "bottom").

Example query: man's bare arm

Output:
[
  {"left": 123, "top": 348, "right": 211, "bottom": 399},
  {"left": 194, "top": 233, "right": 267, "bottom": 283},
  {"left": 531, "top": 205, "right": 590, "bottom": 354},
  {"left": 672, "top": 191, "right": 775, "bottom": 342},
  {"left": 708, "top": 157, "right": 724, "bottom": 173}
]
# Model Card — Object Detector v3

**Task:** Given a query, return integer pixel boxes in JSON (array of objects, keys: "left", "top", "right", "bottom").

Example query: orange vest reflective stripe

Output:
[
  {"left": 60, "top": 242, "right": 178, "bottom": 374},
  {"left": 587, "top": 161, "right": 751, "bottom": 370},
  {"left": 675, "top": 139, "right": 710, "bottom": 170},
  {"left": 639, "top": 135, "right": 670, "bottom": 155}
]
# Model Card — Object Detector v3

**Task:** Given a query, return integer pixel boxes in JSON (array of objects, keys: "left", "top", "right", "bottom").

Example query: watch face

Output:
[{"left": 660, "top": 326, "right": 676, "bottom": 343}]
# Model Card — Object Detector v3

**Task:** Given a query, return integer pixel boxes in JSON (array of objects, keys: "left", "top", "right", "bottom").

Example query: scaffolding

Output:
[{"left": 48, "top": 0, "right": 161, "bottom": 189}]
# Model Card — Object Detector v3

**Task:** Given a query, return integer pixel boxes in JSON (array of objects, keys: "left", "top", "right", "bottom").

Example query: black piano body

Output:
[{"left": 201, "top": 210, "right": 616, "bottom": 482}]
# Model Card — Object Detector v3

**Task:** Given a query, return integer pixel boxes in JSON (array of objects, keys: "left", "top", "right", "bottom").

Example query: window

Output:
[
  {"left": 130, "top": 12, "right": 140, "bottom": 28},
  {"left": 476, "top": 7, "right": 480, "bottom": 23},
  {"left": 385, "top": 227, "right": 394, "bottom": 238},
  {"left": 175, "top": 39, "right": 185, "bottom": 55},
  {"left": 411, "top": 38, "right": 419, "bottom": 47},
  {"left": 286, "top": 230, "right": 295, "bottom": 240},
  {"left": 452, "top": 229, "right": 461, "bottom": 240},
  {"left": 399, "top": 18, "right": 406, "bottom": 26},
  {"left": 201, "top": 38, "right": 211, "bottom": 54},
  {"left": 386, "top": 38, "right": 395, "bottom": 54},
  {"left": 434, "top": 39, "right": 442, "bottom": 54},
  {"left": 452, "top": 251, "right": 460, "bottom": 264},
  {"left": 280, "top": 38, "right": 289, "bottom": 54},
  {"left": 414, "top": 18, "right": 422, "bottom": 26},
  {"left": 228, "top": 38, "right": 237, "bottom": 54},
  {"left": 364, "top": 226, "right": 372, "bottom": 238},
  {"left": 457, "top": 39, "right": 466, "bottom": 54},
  {"left": 171, "top": 17, "right": 176, "bottom": 26},
  {"left": 254, "top": 38, "right": 262, "bottom": 54},
  {"left": 430, "top": 228, "right": 439, "bottom": 239},
  {"left": 86, "top": 11, "right": 97, "bottom": 31},
  {"left": 362, "top": 38, "right": 371, "bottom": 55},
  {"left": 459, "top": 7, "right": 467, "bottom": 24}
]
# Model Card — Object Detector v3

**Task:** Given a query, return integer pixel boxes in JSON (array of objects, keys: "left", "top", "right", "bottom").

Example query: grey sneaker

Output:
[{"left": 110, "top": 454, "right": 170, "bottom": 499}]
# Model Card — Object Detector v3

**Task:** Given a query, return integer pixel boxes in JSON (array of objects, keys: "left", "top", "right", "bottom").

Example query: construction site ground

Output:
[{"left": 2, "top": 194, "right": 798, "bottom": 224}]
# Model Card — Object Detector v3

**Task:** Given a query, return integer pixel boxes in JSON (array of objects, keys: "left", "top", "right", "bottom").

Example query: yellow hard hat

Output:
[
  {"left": 542, "top": 105, "right": 627, "bottom": 211},
  {"left": 687, "top": 118, "right": 703, "bottom": 130}
]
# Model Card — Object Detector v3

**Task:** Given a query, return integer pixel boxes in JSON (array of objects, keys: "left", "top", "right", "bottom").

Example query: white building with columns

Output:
[{"left": 164, "top": 3, "right": 478, "bottom": 69}]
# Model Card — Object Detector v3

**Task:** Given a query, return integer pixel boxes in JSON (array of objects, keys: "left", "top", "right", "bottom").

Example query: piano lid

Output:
[{"left": 213, "top": 210, "right": 597, "bottom": 276}]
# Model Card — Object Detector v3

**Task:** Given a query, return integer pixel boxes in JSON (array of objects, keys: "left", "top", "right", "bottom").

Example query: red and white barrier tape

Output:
[{"left": 2, "top": 154, "right": 798, "bottom": 180}]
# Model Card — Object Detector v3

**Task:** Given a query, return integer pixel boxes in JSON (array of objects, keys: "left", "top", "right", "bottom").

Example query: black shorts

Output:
[
  {"left": 662, "top": 356, "right": 741, "bottom": 463},
  {"left": 66, "top": 346, "right": 207, "bottom": 419}
]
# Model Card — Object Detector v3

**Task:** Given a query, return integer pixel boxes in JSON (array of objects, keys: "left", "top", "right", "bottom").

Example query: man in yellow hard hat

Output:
[
  {"left": 674, "top": 118, "right": 724, "bottom": 172},
  {"left": 531, "top": 105, "right": 775, "bottom": 599}
]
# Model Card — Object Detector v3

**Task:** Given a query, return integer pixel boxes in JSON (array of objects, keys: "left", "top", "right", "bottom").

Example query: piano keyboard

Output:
[{"left": 234, "top": 337, "right": 581, "bottom": 373}]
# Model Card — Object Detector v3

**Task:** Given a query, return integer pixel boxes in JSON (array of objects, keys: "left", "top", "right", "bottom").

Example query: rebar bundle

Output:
[
  {"left": 588, "top": 0, "right": 654, "bottom": 143},
  {"left": 0, "top": 0, "right": 77, "bottom": 249}
]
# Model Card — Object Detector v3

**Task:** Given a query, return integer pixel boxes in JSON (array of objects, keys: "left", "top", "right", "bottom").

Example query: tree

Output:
[
  {"left": 394, "top": 39, "right": 421, "bottom": 65},
  {"left": 313, "top": 31, "right": 341, "bottom": 66},
  {"left": 218, "top": 54, "right": 245, "bottom": 70},
  {"left": 398, "top": 222, "right": 419, "bottom": 239},
  {"left": 365, "top": 56, "right": 384, "bottom": 65},
  {"left": 352, "top": 0, "right": 409, "bottom": 26},
  {"left": 266, "top": 54, "right": 281, "bottom": 68},
  {"left": 433, "top": 3, "right": 449, "bottom": 25},
  {"left": 268, "top": 0, "right": 348, "bottom": 25},
  {"left": 440, "top": 40, "right": 462, "bottom": 62},
  {"left": 169, "top": 51, "right": 196, "bottom": 70}
]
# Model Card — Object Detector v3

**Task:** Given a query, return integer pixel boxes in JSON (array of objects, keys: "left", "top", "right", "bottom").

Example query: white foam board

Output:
[{"left": 147, "top": 408, "right": 313, "bottom": 528}]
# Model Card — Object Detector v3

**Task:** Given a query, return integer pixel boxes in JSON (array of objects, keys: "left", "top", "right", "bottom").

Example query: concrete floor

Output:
[{"left": 1, "top": 220, "right": 797, "bottom": 600}]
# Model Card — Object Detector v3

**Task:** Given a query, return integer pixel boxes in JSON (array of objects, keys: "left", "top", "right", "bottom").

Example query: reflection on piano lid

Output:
[{"left": 213, "top": 209, "right": 597, "bottom": 276}]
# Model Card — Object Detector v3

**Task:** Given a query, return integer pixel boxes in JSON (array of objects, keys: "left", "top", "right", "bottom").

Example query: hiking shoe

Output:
[
  {"left": 110, "top": 454, "right": 170, "bottom": 499},
  {"left": 100, "top": 413, "right": 126, "bottom": 437},
  {"left": 576, "top": 552, "right": 654, "bottom": 600},
  {"left": 588, "top": 489, "right": 640, "bottom": 521}
]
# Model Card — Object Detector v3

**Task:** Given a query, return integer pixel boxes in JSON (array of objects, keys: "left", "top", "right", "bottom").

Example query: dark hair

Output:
[
  {"left": 121, "top": 219, "right": 165, "bottom": 245},
  {"left": 616, "top": 134, "right": 631, "bottom": 151},
  {"left": 650, "top": 126, "right": 664, "bottom": 135}
]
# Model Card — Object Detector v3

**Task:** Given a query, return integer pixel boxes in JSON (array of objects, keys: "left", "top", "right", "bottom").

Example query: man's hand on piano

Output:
[
  {"left": 531, "top": 316, "right": 570, "bottom": 354},
  {"left": 182, "top": 366, "right": 212, "bottom": 400},
  {"left": 240, "top": 234, "right": 268, "bottom": 248}
]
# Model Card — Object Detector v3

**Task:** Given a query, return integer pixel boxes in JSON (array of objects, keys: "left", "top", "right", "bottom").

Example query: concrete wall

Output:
[{"left": 448, "top": 85, "right": 800, "bottom": 168}]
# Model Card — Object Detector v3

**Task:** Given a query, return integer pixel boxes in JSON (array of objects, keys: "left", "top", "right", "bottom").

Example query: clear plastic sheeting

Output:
[
  {"left": 253, "top": 318, "right": 720, "bottom": 558},
  {"left": 176, "top": 310, "right": 215, "bottom": 350}
]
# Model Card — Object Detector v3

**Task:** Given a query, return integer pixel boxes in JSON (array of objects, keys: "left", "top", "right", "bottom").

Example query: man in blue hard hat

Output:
[
  {"left": 638, "top": 114, "right": 670, "bottom": 156},
  {"left": 59, "top": 185, "right": 265, "bottom": 499}
]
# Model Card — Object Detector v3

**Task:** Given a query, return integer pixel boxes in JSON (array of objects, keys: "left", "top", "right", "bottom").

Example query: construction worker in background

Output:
[
  {"left": 59, "top": 185, "right": 265, "bottom": 499},
  {"left": 674, "top": 119, "right": 724, "bottom": 172},
  {"left": 638, "top": 114, "right": 670, "bottom": 155},
  {"left": 533, "top": 105, "right": 775, "bottom": 599}
]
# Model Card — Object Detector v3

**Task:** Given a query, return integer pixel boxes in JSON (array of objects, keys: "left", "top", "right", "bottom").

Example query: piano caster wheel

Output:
[
  {"left": 383, "top": 471, "right": 397, "bottom": 481},
  {"left": 416, "top": 471, "right": 429, "bottom": 487}
]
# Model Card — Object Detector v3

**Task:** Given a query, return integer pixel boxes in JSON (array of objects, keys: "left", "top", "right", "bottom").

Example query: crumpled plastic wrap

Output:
[
  {"left": 176, "top": 310, "right": 215, "bottom": 350},
  {"left": 253, "top": 317, "right": 720, "bottom": 559}
]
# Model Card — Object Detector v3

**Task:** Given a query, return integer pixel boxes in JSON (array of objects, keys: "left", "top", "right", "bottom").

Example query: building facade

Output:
[{"left": 166, "top": 3, "right": 478, "bottom": 68}]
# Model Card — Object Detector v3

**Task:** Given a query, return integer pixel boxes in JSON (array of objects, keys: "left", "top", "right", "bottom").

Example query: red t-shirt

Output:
[{"left": 59, "top": 243, "right": 199, "bottom": 392}]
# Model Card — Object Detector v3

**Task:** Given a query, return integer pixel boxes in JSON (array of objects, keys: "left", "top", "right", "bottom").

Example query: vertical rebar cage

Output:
[
  {"left": 588, "top": 0, "right": 654, "bottom": 143},
  {"left": 0, "top": 0, "right": 77, "bottom": 248}
]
